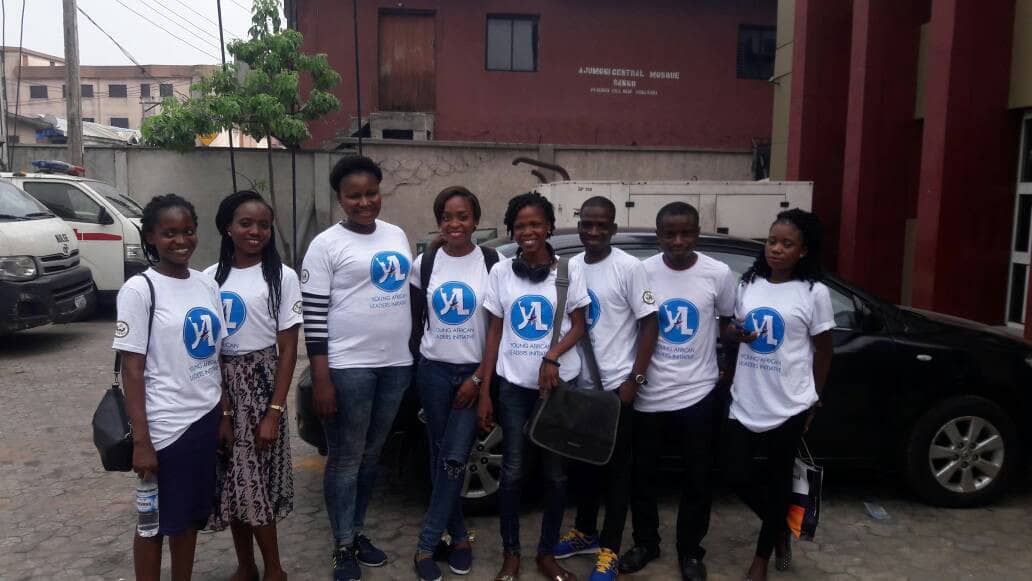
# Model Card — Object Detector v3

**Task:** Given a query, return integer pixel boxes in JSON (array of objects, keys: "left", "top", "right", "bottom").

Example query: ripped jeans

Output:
[{"left": 416, "top": 358, "right": 480, "bottom": 553}]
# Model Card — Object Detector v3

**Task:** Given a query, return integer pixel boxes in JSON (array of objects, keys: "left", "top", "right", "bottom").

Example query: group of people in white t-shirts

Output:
[{"left": 113, "top": 154, "right": 833, "bottom": 581}]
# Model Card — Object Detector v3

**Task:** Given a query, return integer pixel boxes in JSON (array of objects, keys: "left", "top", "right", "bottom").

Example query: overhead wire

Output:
[
  {"left": 135, "top": 0, "right": 223, "bottom": 49},
  {"left": 170, "top": 0, "right": 243, "bottom": 41},
  {"left": 110, "top": 0, "right": 219, "bottom": 61}
]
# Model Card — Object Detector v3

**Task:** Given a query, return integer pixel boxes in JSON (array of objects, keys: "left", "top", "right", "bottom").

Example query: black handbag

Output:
[
  {"left": 92, "top": 274, "right": 154, "bottom": 472},
  {"left": 526, "top": 258, "right": 621, "bottom": 465}
]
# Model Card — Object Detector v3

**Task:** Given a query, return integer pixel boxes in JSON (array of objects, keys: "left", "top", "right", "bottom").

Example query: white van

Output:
[
  {"left": 4, "top": 170, "right": 148, "bottom": 306},
  {"left": 0, "top": 178, "right": 96, "bottom": 333}
]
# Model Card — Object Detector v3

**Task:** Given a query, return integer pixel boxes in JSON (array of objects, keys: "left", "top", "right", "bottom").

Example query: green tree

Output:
[{"left": 142, "top": 0, "right": 341, "bottom": 262}]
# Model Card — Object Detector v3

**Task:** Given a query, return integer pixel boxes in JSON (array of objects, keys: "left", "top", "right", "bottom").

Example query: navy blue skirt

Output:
[{"left": 155, "top": 405, "right": 220, "bottom": 536}]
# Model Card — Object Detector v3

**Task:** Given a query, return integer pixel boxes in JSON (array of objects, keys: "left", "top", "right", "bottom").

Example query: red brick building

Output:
[{"left": 287, "top": 0, "right": 777, "bottom": 150}]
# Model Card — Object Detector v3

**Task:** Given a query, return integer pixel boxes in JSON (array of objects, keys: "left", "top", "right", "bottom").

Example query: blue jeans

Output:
[
  {"left": 416, "top": 358, "right": 480, "bottom": 553},
  {"left": 324, "top": 366, "right": 412, "bottom": 546},
  {"left": 496, "top": 377, "right": 567, "bottom": 556}
]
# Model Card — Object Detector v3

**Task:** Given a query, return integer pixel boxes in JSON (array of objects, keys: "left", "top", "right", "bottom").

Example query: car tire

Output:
[{"left": 903, "top": 395, "right": 1019, "bottom": 507}]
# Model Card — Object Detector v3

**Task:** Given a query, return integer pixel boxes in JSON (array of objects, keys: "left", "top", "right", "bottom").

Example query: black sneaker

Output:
[
  {"left": 332, "top": 547, "right": 361, "bottom": 581},
  {"left": 414, "top": 554, "right": 443, "bottom": 581},
  {"left": 351, "top": 534, "right": 387, "bottom": 567},
  {"left": 618, "top": 545, "right": 660, "bottom": 574},
  {"left": 680, "top": 556, "right": 707, "bottom": 581}
]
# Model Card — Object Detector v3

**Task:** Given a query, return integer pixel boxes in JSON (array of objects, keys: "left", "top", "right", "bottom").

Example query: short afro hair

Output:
[
  {"left": 433, "top": 186, "right": 482, "bottom": 223},
  {"left": 655, "top": 201, "right": 700, "bottom": 230},
  {"left": 503, "top": 192, "right": 556, "bottom": 239},
  {"left": 579, "top": 196, "right": 616, "bottom": 221},
  {"left": 329, "top": 155, "right": 383, "bottom": 194}
]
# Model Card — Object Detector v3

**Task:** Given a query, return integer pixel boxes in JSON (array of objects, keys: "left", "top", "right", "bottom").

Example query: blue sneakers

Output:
[
  {"left": 414, "top": 555, "right": 442, "bottom": 581},
  {"left": 332, "top": 547, "right": 361, "bottom": 581},
  {"left": 555, "top": 529, "right": 601, "bottom": 560},
  {"left": 448, "top": 543, "right": 473, "bottom": 575},
  {"left": 588, "top": 549, "right": 619, "bottom": 581},
  {"left": 352, "top": 534, "right": 387, "bottom": 567}
]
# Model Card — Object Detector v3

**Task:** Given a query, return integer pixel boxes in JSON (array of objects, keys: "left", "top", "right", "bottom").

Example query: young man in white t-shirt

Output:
[
  {"left": 554, "top": 197, "right": 658, "bottom": 581},
  {"left": 620, "top": 202, "right": 736, "bottom": 581}
]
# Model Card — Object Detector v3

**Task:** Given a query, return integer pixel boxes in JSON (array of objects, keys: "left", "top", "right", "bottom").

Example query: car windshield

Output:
[
  {"left": 86, "top": 181, "right": 143, "bottom": 218},
  {"left": 0, "top": 180, "right": 52, "bottom": 220}
]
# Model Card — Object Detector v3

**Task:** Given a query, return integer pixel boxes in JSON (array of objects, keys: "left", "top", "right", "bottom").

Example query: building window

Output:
[
  {"left": 737, "top": 25, "right": 776, "bottom": 80},
  {"left": 7, "top": 135, "right": 19, "bottom": 144},
  {"left": 486, "top": 15, "right": 538, "bottom": 72},
  {"left": 29, "top": 85, "right": 48, "bottom": 99},
  {"left": 81, "top": 84, "right": 94, "bottom": 98},
  {"left": 109, "top": 117, "right": 130, "bottom": 129},
  {"left": 140, "top": 83, "right": 151, "bottom": 98},
  {"left": 82, "top": 117, "right": 95, "bottom": 123},
  {"left": 159, "top": 83, "right": 173, "bottom": 97},
  {"left": 62, "top": 84, "right": 67, "bottom": 97},
  {"left": 109, "top": 84, "right": 128, "bottom": 98}
]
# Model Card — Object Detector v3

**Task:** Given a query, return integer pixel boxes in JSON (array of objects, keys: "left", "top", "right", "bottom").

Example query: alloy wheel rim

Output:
[
  {"left": 928, "top": 415, "right": 1004, "bottom": 494},
  {"left": 461, "top": 425, "right": 504, "bottom": 499}
]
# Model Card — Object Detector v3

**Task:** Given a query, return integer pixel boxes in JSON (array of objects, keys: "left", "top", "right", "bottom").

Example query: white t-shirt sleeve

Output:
[
  {"left": 301, "top": 237, "right": 332, "bottom": 296},
  {"left": 112, "top": 282, "right": 150, "bottom": 354},
  {"left": 626, "top": 260, "right": 658, "bottom": 319},
  {"left": 566, "top": 259, "right": 591, "bottom": 312},
  {"left": 410, "top": 252, "right": 425, "bottom": 289},
  {"left": 809, "top": 283, "right": 836, "bottom": 335},
  {"left": 483, "top": 265, "right": 504, "bottom": 317},
  {"left": 278, "top": 268, "right": 304, "bottom": 330},
  {"left": 716, "top": 266, "right": 737, "bottom": 318},
  {"left": 204, "top": 274, "right": 229, "bottom": 345}
]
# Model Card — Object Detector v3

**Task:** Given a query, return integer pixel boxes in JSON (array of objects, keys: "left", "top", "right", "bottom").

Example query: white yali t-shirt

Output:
[
  {"left": 301, "top": 220, "right": 413, "bottom": 368},
  {"left": 483, "top": 257, "right": 591, "bottom": 389},
  {"left": 636, "top": 253, "right": 736, "bottom": 413},
  {"left": 410, "top": 246, "right": 490, "bottom": 365},
  {"left": 730, "top": 278, "right": 835, "bottom": 432},
  {"left": 112, "top": 268, "right": 225, "bottom": 451},
  {"left": 202, "top": 263, "right": 304, "bottom": 355},
  {"left": 573, "top": 249, "right": 657, "bottom": 391}
]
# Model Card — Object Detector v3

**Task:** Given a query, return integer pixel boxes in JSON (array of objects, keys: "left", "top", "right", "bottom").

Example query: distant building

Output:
[
  {"left": 286, "top": 0, "right": 778, "bottom": 152},
  {"left": 2, "top": 47, "right": 217, "bottom": 140}
]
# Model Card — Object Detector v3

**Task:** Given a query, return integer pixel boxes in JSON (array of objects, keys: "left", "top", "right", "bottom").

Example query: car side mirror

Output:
[{"left": 98, "top": 207, "right": 115, "bottom": 225}]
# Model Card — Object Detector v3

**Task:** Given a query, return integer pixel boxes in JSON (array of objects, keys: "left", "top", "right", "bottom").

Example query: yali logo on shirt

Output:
[
  {"left": 658, "top": 298, "right": 700, "bottom": 344},
  {"left": 183, "top": 307, "right": 222, "bottom": 359},
  {"left": 510, "top": 294, "right": 553, "bottom": 341},
  {"left": 586, "top": 289, "right": 601, "bottom": 331},
  {"left": 370, "top": 251, "right": 410, "bottom": 292},
  {"left": 220, "top": 291, "right": 247, "bottom": 336},
  {"left": 743, "top": 307, "right": 786, "bottom": 354},
  {"left": 432, "top": 282, "right": 476, "bottom": 325}
]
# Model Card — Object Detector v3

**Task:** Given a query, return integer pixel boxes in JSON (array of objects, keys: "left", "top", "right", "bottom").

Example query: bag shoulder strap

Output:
[
  {"left": 579, "top": 330, "right": 604, "bottom": 391},
  {"left": 114, "top": 273, "right": 156, "bottom": 376},
  {"left": 481, "top": 245, "right": 500, "bottom": 272},
  {"left": 549, "top": 257, "right": 569, "bottom": 349}
]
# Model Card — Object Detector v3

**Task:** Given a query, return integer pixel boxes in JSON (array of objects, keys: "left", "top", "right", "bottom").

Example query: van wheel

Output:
[{"left": 903, "top": 396, "right": 1018, "bottom": 507}]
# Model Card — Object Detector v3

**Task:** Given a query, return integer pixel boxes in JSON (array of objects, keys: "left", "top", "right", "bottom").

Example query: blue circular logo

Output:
[
  {"left": 510, "top": 294, "right": 554, "bottom": 341},
  {"left": 658, "top": 298, "right": 700, "bottom": 344},
  {"left": 370, "top": 251, "right": 410, "bottom": 292},
  {"left": 743, "top": 307, "right": 786, "bottom": 354},
  {"left": 432, "top": 281, "right": 477, "bottom": 325},
  {"left": 183, "top": 307, "right": 222, "bottom": 359},
  {"left": 586, "top": 289, "right": 601, "bottom": 331},
  {"left": 219, "top": 291, "right": 247, "bottom": 337}
]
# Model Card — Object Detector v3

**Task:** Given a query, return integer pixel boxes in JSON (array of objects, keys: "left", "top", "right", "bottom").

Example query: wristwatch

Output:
[{"left": 630, "top": 373, "right": 648, "bottom": 386}]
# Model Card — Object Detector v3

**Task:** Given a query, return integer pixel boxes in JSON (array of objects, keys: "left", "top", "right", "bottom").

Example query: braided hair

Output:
[
  {"left": 213, "top": 190, "right": 283, "bottom": 319},
  {"left": 140, "top": 193, "right": 197, "bottom": 264},
  {"left": 503, "top": 191, "right": 556, "bottom": 239},
  {"left": 741, "top": 208, "right": 824, "bottom": 288}
]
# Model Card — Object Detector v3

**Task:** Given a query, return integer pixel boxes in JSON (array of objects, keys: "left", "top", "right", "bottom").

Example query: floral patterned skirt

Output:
[{"left": 209, "top": 345, "right": 293, "bottom": 530}]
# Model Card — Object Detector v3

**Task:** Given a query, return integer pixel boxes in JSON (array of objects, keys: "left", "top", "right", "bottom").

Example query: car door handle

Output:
[{"left": 916, "top": 354, "right": 933, "bottom": 362}]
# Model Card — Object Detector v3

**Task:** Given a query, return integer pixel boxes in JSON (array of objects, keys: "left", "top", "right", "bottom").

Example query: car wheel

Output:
[
  {"left": 903, "top": 395, "right": 1019, "bottom": 507},
  {"left": 461, "top": 425, "right": 504, "bottom": 514}
]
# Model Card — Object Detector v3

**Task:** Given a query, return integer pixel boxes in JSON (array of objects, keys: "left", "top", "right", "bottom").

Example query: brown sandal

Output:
[
  {"left": 536, "top": 554, "right": 576, "bottom": 581},
  {"left": 494, "top": 552, "right": 520, "bottom": 581}
]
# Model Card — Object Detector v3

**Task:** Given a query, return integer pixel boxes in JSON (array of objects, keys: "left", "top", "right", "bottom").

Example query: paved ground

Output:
[{"left": 2, "top": 318, "right": 1032, "bottom": 581}]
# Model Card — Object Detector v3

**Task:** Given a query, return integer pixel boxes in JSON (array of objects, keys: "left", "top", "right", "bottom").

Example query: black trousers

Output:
[
  {"left": 722, "top": 412, "right": 807, "bottom": 559},
  {"left": 629, "top": 388, "right": 721, "bottom": 561},
  {"left": 567, "top": 403, "right": 634, "bottom": 553}
]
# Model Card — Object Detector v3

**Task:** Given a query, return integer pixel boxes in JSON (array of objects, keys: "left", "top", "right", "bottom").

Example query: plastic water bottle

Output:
[{"left": 136, "top": 478, "right": 159, "bottom": 537}]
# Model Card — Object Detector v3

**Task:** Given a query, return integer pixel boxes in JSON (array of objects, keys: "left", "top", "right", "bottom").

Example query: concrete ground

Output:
[{"left": 2, "top": 318, "right": 1031, "bottom": 581}]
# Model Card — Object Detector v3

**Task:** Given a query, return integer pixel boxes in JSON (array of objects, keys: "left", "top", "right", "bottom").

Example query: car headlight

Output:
[
  {"left": 124, "top": 244, "right": 146, "bottom": 261},
  {"left": 0, "top": 256, "right": 39, "bottom": 281}
]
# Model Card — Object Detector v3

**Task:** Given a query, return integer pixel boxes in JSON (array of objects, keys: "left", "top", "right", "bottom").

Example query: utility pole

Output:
[
  {"left": 0, "top": 46, "right": 9, "bottom": 171},
  {"left": 62, "top": 0, "right": 84, "bottom": 166}
]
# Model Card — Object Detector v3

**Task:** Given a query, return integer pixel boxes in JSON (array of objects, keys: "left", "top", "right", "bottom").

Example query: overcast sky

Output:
[{"left": 3, "top": 0, "right": 264, "bottom": 66}]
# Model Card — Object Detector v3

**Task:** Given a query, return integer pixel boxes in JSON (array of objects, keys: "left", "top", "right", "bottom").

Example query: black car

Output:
[{"left": 297, "top": 229, "right": 1032, "bottom": 508}]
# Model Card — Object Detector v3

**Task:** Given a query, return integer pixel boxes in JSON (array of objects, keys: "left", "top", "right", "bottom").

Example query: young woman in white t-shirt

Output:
[
  {"left": 409, "top": 187, "right": 498, "bottom": 581},
  {"left": 478, "top": 192, "right": 589, "bottom": 581},
  {"left": 112, "top": 194, "right": 230, "bottom": 581},
  {"left": 204, "top": 191, "right": 302, "bottom": 581},
  {"left": 301, "top": 156, "right": 414, "bottom": 581},
  {"left": 723, "top": 209, "right": 835, "bottom": 581}
]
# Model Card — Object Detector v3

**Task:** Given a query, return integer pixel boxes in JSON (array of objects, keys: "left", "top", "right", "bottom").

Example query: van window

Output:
[
  {"left": 22, "top": 182, "right": 104, "bottom": 224},
  {"left": 0, "top": 181, "right": 51, "bottom": 219},
  {"left": 87, "top": 181, "right": 142, "bottom": 218}
]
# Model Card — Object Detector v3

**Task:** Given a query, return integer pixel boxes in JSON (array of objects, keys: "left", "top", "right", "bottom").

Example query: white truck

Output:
[
  {"left": 534, "top": 180, "right": 813, "bottom": 239},
  {"left": 4, "top": 169, "right": 148, "bottom": 307},
  {"left": 0, "top": 178, "right": 96, "bottom": 334}
]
